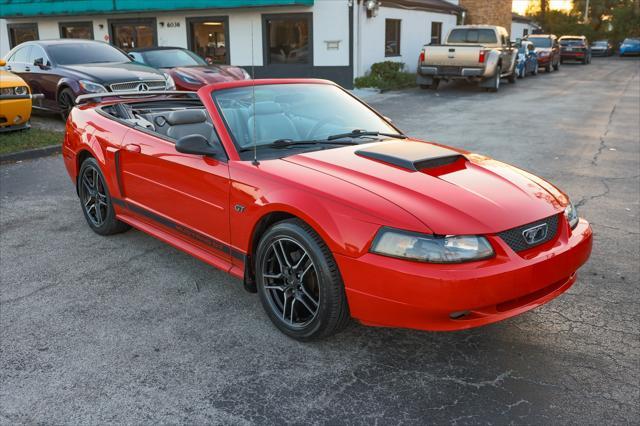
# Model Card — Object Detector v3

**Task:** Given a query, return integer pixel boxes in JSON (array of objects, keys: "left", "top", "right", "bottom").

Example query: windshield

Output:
[
  {"left": 213, "top": 84, "right": 397, "bottom": 153},
  {"left": 560, "top": 39, "right": 584, "bottom": 46},
  {"left": 48, "top": 42, "right": 131, "bottom": 65},
  {"left": 593, "top": 41, "right": 608, "bottom": 46},
  {"left": 623, "top": 38, "right": 640, "bottom": 44},
  {"left": 528, "top": 37, "right": 552, "bottom": 48},
  {"left": 140, "top": 49, "right": 207, "bottom": 68},
  {"left": 448, "top": 29, "right": 497, "bottom": 44}
]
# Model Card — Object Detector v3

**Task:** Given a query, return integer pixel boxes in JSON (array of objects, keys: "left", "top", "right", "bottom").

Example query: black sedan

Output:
[{"left": 1, "top": 39, "right": 175, "bottom": 119}]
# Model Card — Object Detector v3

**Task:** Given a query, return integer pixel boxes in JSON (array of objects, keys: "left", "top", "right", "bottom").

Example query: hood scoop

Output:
[{"left": 355, "top": 141, "right": 465, "bottom": 172}]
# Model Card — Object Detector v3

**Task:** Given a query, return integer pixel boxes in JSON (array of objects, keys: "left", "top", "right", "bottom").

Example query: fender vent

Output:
[{"left": 356, "top": 141, "right": 465, "bottom": 171}]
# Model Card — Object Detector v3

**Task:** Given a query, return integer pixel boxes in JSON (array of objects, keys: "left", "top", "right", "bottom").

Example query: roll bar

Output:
[{"left": 75, "top": 91, "right": 199, "bottom": 105}]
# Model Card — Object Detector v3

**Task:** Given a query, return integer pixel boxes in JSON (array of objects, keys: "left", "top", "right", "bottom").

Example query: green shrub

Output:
[{"left": 354, "top": 61, "right": 416, "bottom": 91}]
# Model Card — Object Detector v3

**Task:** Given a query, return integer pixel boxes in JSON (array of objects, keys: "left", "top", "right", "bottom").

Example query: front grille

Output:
[
  {"left": 498, "top": 214, "right": 559, "bottom": 252},
  {"left": 109, "top": 80, "right": 166, "bottom": 92},
  {"left": 438, "top": 66, "right": 462, "bottom": 76}
]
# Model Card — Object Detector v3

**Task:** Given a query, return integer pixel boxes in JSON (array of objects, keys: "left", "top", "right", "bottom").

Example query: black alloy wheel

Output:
[
  {"left": 256, "top": 219, "right": 349, "bottom": 340},
  {"left": 78, "top": 158, "right": 130, "bottom": 235},
  {"left": 58, "top": 88, "right": 76, "bottom": 121}
]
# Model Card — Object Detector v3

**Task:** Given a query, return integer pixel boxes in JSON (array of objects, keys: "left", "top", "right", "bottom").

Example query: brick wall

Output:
[{"left": 459, "top": 0, "right": 513, "bottom": 34}]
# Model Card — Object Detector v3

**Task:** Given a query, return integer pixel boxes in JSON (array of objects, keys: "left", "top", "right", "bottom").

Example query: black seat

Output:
[
  {"left": 164, "top": 109, "right": 216, "bottom": 142},
  {"left": 247, "top": 102, "right": 299, "bottom": 145}
]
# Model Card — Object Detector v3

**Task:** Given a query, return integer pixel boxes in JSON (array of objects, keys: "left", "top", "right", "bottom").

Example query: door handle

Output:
[
  {"left": 124, "top": 144, "right": 141, "bottom": 153},
  {"left": 25, "top": 66, "right": 30, "bottom": 71}
]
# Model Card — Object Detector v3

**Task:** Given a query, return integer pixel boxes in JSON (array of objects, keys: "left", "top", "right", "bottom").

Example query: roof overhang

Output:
[{"left": 0, "top": 0, "right": 314, "bottom": 19}]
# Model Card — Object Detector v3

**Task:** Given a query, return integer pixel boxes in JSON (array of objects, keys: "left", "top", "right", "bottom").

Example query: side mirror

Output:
[
  {"left": 175, "top": 134, "right": 223, "bottom": 157},
  {"left": 33, "top": 57, "right": 47, "bottom": 68},
  {"left": 128, "top": 53, "right": 136, "bottom": 61}
]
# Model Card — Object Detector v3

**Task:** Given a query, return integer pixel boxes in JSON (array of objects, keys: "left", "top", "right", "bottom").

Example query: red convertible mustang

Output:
[{"left": 63, "top": 79, "right": 592, "bottom": 340}]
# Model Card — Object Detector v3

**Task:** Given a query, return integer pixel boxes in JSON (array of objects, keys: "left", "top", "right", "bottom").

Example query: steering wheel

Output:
[{"left": 306, "top": 115, "right": 347, "bottom": 140}]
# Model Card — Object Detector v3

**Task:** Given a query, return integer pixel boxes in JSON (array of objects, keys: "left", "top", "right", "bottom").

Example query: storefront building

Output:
[{"left": 0, "top": 0, "right": 464, "bottom": 88}]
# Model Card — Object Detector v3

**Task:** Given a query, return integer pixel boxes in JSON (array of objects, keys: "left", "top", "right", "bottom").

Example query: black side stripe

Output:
[
  {"left": 114, "top": 150, "right": 125, "bottom": 197},
  {"left": 112, "top": 197, "right": 245, "bottom": 262}
]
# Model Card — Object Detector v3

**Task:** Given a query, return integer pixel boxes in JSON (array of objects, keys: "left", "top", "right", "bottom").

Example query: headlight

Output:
[
  {"left": 241, "top": 68, "right": 251, "bottom": 79},
  {"left": 370, "top": 227, "right": 495, "bottom": 263},
  {"left": 79, "top": 80, "right": 107, "bottom": 93},
  {"left": 564, "top": 202, "right": 579, "bottom": 229},
  {"left": 175, "top": 71, "right": 201, "bottom": 85},
  {"left": 14, "top": 86, "right": 28, "bottom": 95},
  {"left": 163, "top": 73, "right": 176, "bottom": 90},
  {"left": 539, "top": 51, "right": 549, "bottom": 56}
]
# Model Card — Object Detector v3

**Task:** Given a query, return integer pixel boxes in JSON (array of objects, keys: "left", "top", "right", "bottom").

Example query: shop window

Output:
[
  {"left": 385, "top": 19, "right": 401, "bottom": 57},
  {"left": 109, "top": 19, "right": 157, "bottom": 51},
  {"left": 188, "top": 18, "right": 228, "bottom": 65},
  {"left": 431, "top": 21, "right": 442, "bottom": 45},
  {"left": 8, "top": 23, "right": 39, "bottom": 48},
  {"left": 264, "top": 14, "right": 312, "bottom": 65},
  {"left": 60, "top": 22, "right": 94, "bottom": 39}
]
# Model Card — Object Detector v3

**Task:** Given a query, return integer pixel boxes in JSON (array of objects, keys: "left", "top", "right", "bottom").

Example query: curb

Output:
[{"left": 0, "top": 144, "right": 62, "bottom": 163}]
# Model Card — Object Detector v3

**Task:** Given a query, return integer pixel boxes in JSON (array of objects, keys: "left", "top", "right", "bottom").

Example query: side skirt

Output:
[{"left": 113, "top": 199, "right": 245, "bottom": 280}]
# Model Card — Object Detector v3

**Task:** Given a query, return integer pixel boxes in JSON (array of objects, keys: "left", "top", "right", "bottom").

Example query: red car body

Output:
[
  {"left": 165, "top": 65, "right": 248, "bottom": 91},
  {"left": 62, "top": 79, "right": 592, "bottom": 333}
]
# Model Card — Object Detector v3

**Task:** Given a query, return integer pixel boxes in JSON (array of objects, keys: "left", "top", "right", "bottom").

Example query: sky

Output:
[{"left": 512, "top": 0, "right": 573, "bottom": 15}]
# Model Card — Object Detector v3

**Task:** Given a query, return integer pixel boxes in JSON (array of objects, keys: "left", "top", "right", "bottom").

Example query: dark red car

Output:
[
  {"left": 526, "top": 34, "right": 561, "bottom": 72},
  {"left": 129, "top": 47, "right": 249, "bottom": 91},
  {"left": 63, "top": 79, "right": 592, "bottom": 340}
]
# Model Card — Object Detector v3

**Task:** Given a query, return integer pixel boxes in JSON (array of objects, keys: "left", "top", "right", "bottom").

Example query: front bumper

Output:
[
  {"left": 0, "top": 95, "right": 32, "bottom": 130},
  {"left": 336, "top": 217, "right": 592, "bottom": 332}
]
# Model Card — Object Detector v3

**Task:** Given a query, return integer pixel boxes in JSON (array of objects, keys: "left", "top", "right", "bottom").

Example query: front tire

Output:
[
  {"left": 58, "top": 88, "right": 76, "bottom": 121},
  {"left": 553, "top": 59, "right": 560, "bottom": 71},
  {"left": 255, "top": 219, "right": 350, "bottom": 340},
  {"left": 78, "top": 158, "right": 131, "bottom": 236}
]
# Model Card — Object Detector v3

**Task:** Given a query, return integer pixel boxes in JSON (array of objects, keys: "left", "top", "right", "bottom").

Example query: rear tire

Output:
[
  {"left": 78, "top": 158, "right": 131, "bottom": 236},
  {"left": 429, "top": 78, "right": 440, "bottom": 90},
  {"left": 545, "top": 63, "right": 552, "bottom": 72},
  {"left": 508, "top": 69, "right": 516, "bottom": 84},
  {"left": 255, "top": 219, "right": 350, "bottom": 340},
  {"left": 487, "top": 66, "right": 501, "bottom": 92}
]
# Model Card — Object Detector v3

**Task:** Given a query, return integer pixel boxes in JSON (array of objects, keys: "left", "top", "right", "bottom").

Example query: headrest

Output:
[
  {"left": 165, "top": 109, "right": 207, "bottom": 126},
  {"left": 252, "top": 101, "right": 283, "bottom": 115}
]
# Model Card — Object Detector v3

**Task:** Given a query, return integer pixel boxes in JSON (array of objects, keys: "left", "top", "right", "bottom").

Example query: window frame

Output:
[
  {"left": 59, "top": 21, "right": 95, "bottom": 40},
  {"left": 262, "top": 12, "right": 314, "bottom": 66},
  {"left": 385, "top": 19, "right": 401, "bottom": 57},
  {"left": 186, "top": 16, "right": 230, "bottom": 65},
  {"left": 7, "top": 23, "right": 39, "bottom": 49}
]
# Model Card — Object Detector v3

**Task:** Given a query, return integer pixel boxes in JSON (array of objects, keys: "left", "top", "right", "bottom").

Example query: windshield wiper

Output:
[
  {"left": 326, "top": 129, "right": 407, "bottom": 141},
  {"left": 238, "top": 139, "right": 358, "bottom": 152}
]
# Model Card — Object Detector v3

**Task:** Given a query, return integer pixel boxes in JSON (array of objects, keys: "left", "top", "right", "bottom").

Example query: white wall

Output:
[
  {"left": 511, "top": 21, "right": 537, "bottom": 41},
  {"left": 0, "top": 2, "right": 351, "bottom": 67},
  {"left": 356, "top": 6, "right": 458, "bottom": 76},
  {"left": 0, "top": 19, "right": 9, "bottom": 58}
]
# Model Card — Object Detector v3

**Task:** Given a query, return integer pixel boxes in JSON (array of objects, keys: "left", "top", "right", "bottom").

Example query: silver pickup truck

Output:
[{"left": 416, "top": 25, "right": 517, "bottom": 92}]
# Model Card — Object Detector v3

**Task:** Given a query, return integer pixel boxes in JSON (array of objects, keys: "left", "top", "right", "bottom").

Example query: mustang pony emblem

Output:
[{"left": 522, "top": 223, "right": 548, "bottom": 245}]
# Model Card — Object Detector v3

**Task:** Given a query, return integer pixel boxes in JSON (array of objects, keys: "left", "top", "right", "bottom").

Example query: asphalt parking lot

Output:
[{"left": 1, "top": 57, "right": 639, "bottom": 424}]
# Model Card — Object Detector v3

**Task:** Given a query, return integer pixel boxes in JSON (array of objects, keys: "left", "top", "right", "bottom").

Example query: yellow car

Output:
[{"left": 0, "top": 59, "right": 42, "bottom": 132}]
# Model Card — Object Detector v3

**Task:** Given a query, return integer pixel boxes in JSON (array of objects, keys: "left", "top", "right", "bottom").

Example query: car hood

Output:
[
  {"left": 283, "top": 139, "right": 568, "bottom": 235},
  {"left": 0, "top": 70, "right": 27, "bottom": 87},
  {"left": 58, "top": 62, "right": 164, "bottom": 84},
  {"left": 168, "top": 65, "right": 245, "bottom": 84},
  {"left": 534, "top": 47, "right": 552, "bottom": 53}
]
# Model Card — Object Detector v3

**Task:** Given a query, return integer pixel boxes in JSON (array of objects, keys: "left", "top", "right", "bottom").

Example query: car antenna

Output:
[{"left": 250, "top": 21, "right": 259, "bottom": 166}]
